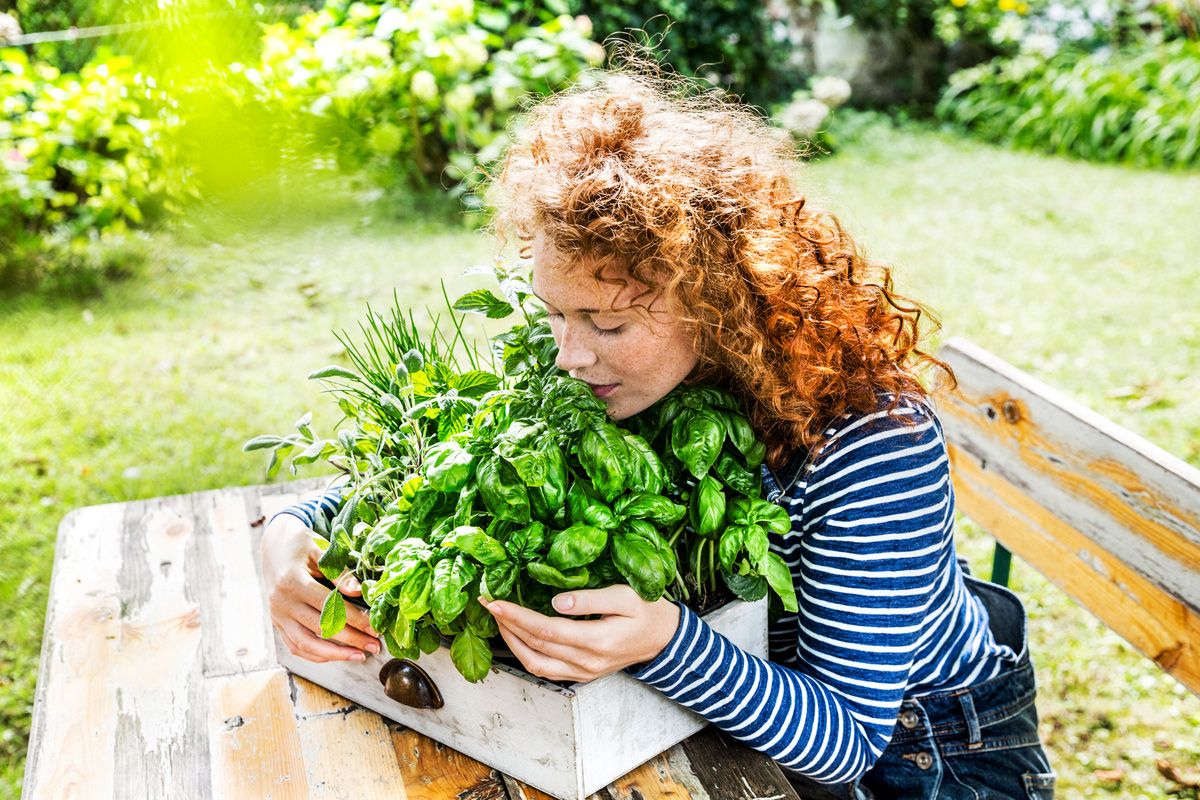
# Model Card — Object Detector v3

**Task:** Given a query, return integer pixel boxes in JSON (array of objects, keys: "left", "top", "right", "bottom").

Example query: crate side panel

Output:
[
  {"left": 278, "top": 643, "right": 580, "bottom": 799},
  {"left": 576, "top": 598, "right": 769, "bottom": 795}
]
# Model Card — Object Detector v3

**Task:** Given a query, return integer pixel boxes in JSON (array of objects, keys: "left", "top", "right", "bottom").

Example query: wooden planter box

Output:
[{"left": 276, "top": 598, "right": 767, "bottom": 800}]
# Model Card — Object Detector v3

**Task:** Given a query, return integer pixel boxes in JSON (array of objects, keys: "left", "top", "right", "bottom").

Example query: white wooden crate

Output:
[{"left": 277, "top": 598, "right": 767, "bottom": 800}]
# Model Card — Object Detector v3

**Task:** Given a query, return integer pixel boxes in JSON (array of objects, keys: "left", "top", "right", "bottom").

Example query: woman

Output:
[{"left": 261, "top": 68, "right": 1056, "bottom": 799}]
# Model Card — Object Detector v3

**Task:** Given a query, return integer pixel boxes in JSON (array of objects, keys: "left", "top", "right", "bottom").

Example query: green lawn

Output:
[{"left": 2, "top": 122, "right": 1197, "bottom": 798}]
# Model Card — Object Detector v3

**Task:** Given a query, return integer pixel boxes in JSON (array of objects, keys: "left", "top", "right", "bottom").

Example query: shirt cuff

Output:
[{"left": 624, "top": 602, "right": 709, "bottom": 688}]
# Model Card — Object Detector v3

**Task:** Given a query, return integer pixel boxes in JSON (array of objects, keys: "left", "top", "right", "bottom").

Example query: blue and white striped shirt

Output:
[{"left": 273, "top": 392, "right": 1017, "bottom": 784}]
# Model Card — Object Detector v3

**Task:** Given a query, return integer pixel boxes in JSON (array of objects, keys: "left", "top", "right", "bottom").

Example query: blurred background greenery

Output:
[{"left": 1, "top": 0, "right": 1198, "bottom": 797}]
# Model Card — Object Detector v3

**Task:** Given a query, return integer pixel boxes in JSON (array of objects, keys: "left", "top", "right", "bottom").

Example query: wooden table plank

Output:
[
  {"left": 110, "top": 496, "right": 210, "bottom": 799},
  {"left": 390, "top": 727, "right": 507, "bottom": 800},
  {"left": 193, "top": 487, "right": 278, "bottom": 678},
  {"left": 23, "top": 503, "right": 125, "bottom": 800},
  {"left": 208, "top": 668, "right": 309, "bottom": 800},
  {"left": 290, "top": 673, "right": 409, "bottom": 799}
]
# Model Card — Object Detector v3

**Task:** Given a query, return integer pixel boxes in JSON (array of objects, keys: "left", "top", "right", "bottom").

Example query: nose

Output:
[{"left": 554, "top": 322, "right": 597, "bottom": 374}]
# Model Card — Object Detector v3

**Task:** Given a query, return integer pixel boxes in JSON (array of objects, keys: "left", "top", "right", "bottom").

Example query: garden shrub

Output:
[
  {"left": 936, "top": 39, "right": 1200, "bottom": 168},
  {"left": 240, "top": 0, "right": 604, "bottom": 201},
  {"left": 0, "top": 49, "right": 194, "bottom": 293}
]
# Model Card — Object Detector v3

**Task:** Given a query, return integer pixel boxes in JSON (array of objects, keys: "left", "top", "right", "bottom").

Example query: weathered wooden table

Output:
[{"left": 23, "top": 477, "right": 804, "bottom": 800}]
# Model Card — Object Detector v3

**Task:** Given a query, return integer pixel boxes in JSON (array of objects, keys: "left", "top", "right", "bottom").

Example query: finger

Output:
[
  {"left": 294, "top": 573, "right": 379, "bottom": 640},
  {"left": 550, "top": 584, "right": 644, "bottom": 617},
  {"left": 335, "top": 570, "right": 363, "bottom": 598},
  {"left": 496, "top": 620, "right": 584, "bottom": 683},
  {"left": 294, "top": 597, "right": 381, "bottom": 654},
  {"left": 281, "top": 618, "right": 368, "bottom": 663},
  {"left": 483, "top": 599, "right": 597, "bottom": 665}
]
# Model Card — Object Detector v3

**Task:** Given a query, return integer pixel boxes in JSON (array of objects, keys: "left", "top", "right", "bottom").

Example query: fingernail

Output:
[
  {"left": 553, "top": 594, "right": 574, "bottom": 612},
  {"left": 477, "top": 595, "right": 491, "bottom": 608},
  {"left": 345, "top": 576, "right": 360, "bottom": 591},
  {"left": 366, "top": 641, "right": 380, "bottom": 654},
  {"left": 351, "top": 651, "right": 366, "bottom": 662}
]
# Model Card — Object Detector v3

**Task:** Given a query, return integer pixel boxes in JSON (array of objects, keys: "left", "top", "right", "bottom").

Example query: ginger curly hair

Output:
[{"left": 486, "top": 66, "right": 955, "bottom": 470}]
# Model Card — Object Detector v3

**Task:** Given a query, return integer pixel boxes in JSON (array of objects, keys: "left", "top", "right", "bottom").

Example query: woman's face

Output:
[{"left": 531, "top": 234, "right": 699, "bottom": 420}]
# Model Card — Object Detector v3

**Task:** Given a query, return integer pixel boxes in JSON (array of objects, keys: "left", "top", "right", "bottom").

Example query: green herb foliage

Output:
[{"left": 248, "top": 260, "right": 797, "bottom": 682}]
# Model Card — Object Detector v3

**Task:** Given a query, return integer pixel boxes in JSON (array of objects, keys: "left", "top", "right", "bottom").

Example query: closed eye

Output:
[{"left": 593, "top": 323, "right": 625, "bottom": 337}]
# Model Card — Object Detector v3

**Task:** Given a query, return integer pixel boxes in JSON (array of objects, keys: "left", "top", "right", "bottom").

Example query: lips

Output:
[{"left": 585, "top": 382, "right": 618, "bottom": 398}]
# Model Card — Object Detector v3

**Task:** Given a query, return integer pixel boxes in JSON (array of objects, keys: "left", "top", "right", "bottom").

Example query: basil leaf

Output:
[
  {"left": 481, "top": 561, "right": 518, "bottom": 601},
  {"left": 623, "top": 433, "right": 666, "bottom": 495},
  {"left": 765, "top": 552, "right": 799, "bottom": 613},
  {"left": 431, "top": 555, "right": 477, "bottom": 628},
  {"left": 714, "top": 451, "right": 759, "bottom": 497},
  {"left": 612, "top": 529, "right": 670, "bottom": 601},
  {"left": 450, "top": 629, "right": 493, "bottom": 683},
  {"left": 526, "top": 561, "right": 591, "bottom": 589},
  {"left": 672, "top": 409, "right": 725, "bottom": 479},
  {"left": 396, "top": 566, "right": 433, "bottom": 620},
  {"left": 547, "top": 524, "right": 608, "bottom": 571},
  {"left": 447, "top": 526, "right": 507, "bottom": 565},
  {"left": 476, "top": 456, "right": 531, "bottom": 523},
  {"left": 750, "top": 498, "right": 792, "bottom": 535},
  {"left": 718, "top": 524, "right": 750, "bottom": 572},
  {"left": 465, "top": 595, "right": 500, "bottom": 638},
  {"left": 690, "top": 474, "right": 726, "bottom": 539},
  {"left": 723, "top": 411, "right": 766, "bottom": 468},
  {"left": 580, "top": 423, "right": 631, "bottom": 501},
  {"left": 424, "top": 441, "right": 476, "bottom": 492},
  {"left": 616, "top": 493, "right": 686, "bottom": 526}
]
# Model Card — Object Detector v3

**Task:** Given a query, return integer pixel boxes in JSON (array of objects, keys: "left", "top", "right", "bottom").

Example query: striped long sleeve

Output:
[
  {"left": 268, "top": 486, "right": 343, "bottom": 529},
  {"left": 627, "top": 394, "right": 1014, "bottom": 784}
]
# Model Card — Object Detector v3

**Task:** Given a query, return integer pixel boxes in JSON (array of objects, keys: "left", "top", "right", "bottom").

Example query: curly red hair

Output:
[{"left": 486, "top": 65, "right": 955, "bottom": 470}]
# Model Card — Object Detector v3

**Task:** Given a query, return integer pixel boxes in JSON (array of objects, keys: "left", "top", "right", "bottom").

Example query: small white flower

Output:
[
  {"left": 410, "top": 70, "right": 438, "bottom": 102},
  {"left": 574, "top": 15, "right": 593, "bottom": 39},
  {"left": 811, "top": 76, "right": 851, "bottom": 109},
  {"left": 445, "top": 83, "right": 475, "bottom": 113},
  {"left": 373, "top": 7, "right": 407, "bottom": 40},
  {"left": 779, "top": 98, "right": 830, "bottom": 138},
  {"left": 0, "top": 12, "right": 22, "bottom": 44}
]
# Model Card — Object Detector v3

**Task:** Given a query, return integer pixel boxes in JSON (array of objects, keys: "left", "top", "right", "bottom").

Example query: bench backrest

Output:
[{"left": 936, "top": 337, "right": 1200, "bottom": 696}]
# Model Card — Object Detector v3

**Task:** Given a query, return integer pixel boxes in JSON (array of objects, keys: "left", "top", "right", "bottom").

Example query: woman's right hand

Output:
[{"left": 260, "top": 514, "right": 382, "bottom": 663}]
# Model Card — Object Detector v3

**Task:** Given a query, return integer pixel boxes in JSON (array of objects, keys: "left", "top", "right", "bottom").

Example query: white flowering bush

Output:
[
  {"left": 243, "top": 1, "right": 604, "bottom": 195},
  {"left": 773, "top": 75, "right": 853, "bottom": 154}
]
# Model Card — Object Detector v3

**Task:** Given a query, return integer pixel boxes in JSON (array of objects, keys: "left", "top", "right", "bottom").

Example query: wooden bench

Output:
[
  {"left": 21, "top": 478, "right": 804, "bottom": 800},
  {"left": 937, "top": 337, "right": 1199, "bottom": 696}
]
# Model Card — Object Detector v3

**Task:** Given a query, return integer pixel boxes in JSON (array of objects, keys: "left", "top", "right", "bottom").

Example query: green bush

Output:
[
  {"left": 0, "top": 49, "right": 194, "bottom": 293},
  {"left": 242, "top": 0, "right": 604, "bottom": 200},
  {"left": 937, "top": 39, "right": 1200, "bottom": 168}
]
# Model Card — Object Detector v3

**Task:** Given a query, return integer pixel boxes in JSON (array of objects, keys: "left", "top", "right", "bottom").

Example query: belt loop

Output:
[{"left": 958, "top": 692, "right": 983, "bottom": 750}]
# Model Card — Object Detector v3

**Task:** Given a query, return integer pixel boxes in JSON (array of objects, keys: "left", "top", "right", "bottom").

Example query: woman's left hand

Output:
[{"left": 479, "top": 585, "right": 680, "bottom": 683}]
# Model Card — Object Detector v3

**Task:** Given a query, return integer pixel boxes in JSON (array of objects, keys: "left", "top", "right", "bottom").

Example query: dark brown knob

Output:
[{"left": 379, "top": 658, "right": 443, "bottom": 709}]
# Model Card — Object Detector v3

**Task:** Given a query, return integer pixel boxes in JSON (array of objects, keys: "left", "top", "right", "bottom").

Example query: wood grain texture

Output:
[
  {"left": 111, "top": 495, "right": 211, "bottom": 799},
  {"left": 193, "top": 487, "right": 278, "bottom": 677},
  {"left": 23, "top": 503, "right": 125, "bottom": 800},
  {"left": 679, "top": 727, "right": 802, "bottom": 800},
  {"left": 390, "top": 726, "right": 507, "bottom": 800},
  {"left": 208, "top": 668, "right": 308, "bottom": 800},
  {"left": 938, "top": 337, "right": 1200, "bottom": 695},
  {"left": 290, "top": 671, "right": 409, "bottom": 799}
]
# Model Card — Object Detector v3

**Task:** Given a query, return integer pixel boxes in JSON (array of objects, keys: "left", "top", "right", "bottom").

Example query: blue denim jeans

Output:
[{"left": 785, "top": 575, "right": 1056, "bottom": 800}]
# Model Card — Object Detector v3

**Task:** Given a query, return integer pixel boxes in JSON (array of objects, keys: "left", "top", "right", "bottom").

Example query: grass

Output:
[{"left": 1, "top": 122, "right": 1198, "bottom": 798}]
